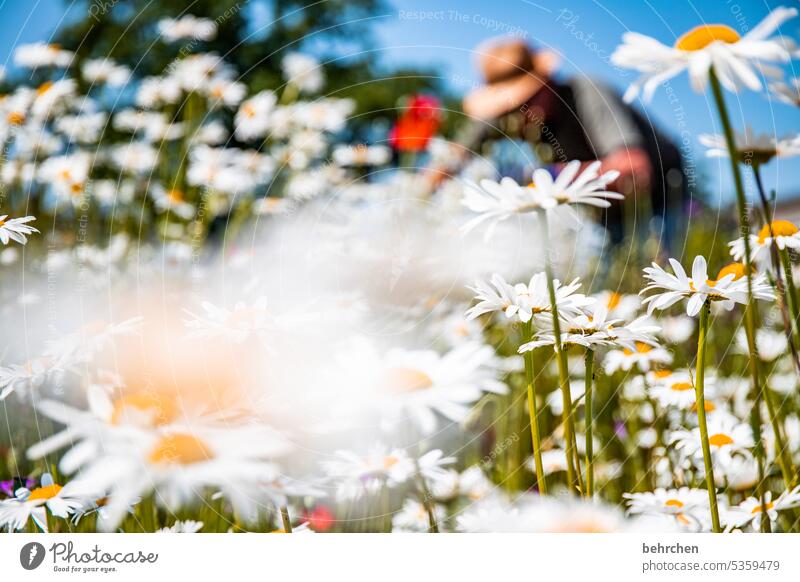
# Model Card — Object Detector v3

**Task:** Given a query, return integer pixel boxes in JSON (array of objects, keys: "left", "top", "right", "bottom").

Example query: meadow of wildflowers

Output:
[{"left": 2, "top": 7, "right": 800, "bottom": 537}]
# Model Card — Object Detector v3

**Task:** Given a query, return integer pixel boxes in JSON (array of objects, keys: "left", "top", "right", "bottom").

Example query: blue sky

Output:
[{"left": 2, "top": 0, "right": 799, "bottom": 205}]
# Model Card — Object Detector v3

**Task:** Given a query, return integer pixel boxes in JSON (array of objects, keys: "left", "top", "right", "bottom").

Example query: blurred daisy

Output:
[
  {"left": 158, "top": 15, "right": 217, "bottom": 42},
  {"left": 282, "top": 52, "right": 324, "bottom": 94},
  {"left": 82, "top": 58, "right": 131, "bottom": 86},
  {"left": 14, "top": 42, "right": 73, "bottom": 69},
  {"left": 392, "top": 499, "right": 446, "bottom": 532},
  {"left": 0, "top": 215, "right": 38, "bottom": 245},
  {"left": 770, "top": 77, "right": 800, "bottom": 106},
  {"left": 624, "top": 487, "right": 710, "bottom": 530},
  {"left": 333, "top": 144, "right": 391, "bottom": 167},
  {"left": 648, "top": 371, "right": 715, "bottom": 410},
  {"left": 642, "top": 256, "right": 773, "bottom": 316},
  {"left": 323, "top": 446, "right": 415, "bottom": 499},
  {"left": 593, "top": 290, "right": 641, "bottom": 321},
  {"left": 658, "top": 314, "right": 696, "bottom": 344},
  {"left": 612, "top": 7, "right": 798, "bottom": 101},
  {"left": 235, "top": 91, "right": 278, "bottom": 141},
  {"left": 0, "top": 473, "right": 87, "bottom": 532},
  {"left": 699, "top": 127, "right": 800, "bottom": 164},
  {"left": 157, "top": 520, "right": 204, "bottom": 533},
  {"left": 736, "top": 327, "right": 788, "bottom": 362},
  {"left": 604, "top": 342, "right": 672, "bottom": 374},
  {"left": 69, "top": 425, "right": 292, "bottom": 531},
  {"left": 0, "top": 357, "right": 63, "bottom": 401},
  {"left": 150, "top": 186, "right": 196, "bottom": 220}
]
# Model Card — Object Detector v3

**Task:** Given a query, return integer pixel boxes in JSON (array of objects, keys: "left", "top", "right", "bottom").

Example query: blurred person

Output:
[{"left": 432, "top": 38, "right": 685, "bottom": 247}]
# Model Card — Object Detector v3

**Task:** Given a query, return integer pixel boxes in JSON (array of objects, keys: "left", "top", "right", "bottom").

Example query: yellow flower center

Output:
[
  {"left": 36, "top": 81, "right": 54, "bottom": 96},
  {"left": 623, "top": 342, "right": 652, "bottom": 356},
  {"left": 148, "top": 434, "right": 212, "bottom": 465},
  {"left": 691, "top": 400, "right": 716, "bottom": 413},
  {"left": 7, "top": 111, "right": 25, "bottom": 125},
  {"left": 665, "top": 498, "right": 684, "bottom": 508},
  {"left": 653, "top": 369, "right": 673, "bottom": 379},
  {"left": 607, "top": 292, "right": 622, "bottom": 310},
  {"left": 708, "top": 433, "right": 734, "bottom": 447},
  {"left": 243, "top": 103, "right": 256, "bottom": 118},
  {"left": 751, "top": 501, "right": 774, "bottom": 514},
  {"left": 385, "top": 367, "right": 434, "bottom": 393},
  {"left": 27, "top": 484, "right": 63, "bottom": 501},
  {"left": 110, "top": 391, "right": 176, "bottom": 426},
  {"left": 716, "top": 262, "right": 747, "bottom": 281},
  {"left": 675, "top": 24, "right": 741, "bottom": 51},
  {"left": 757, "top": 220, "right": 799, "bottom": 244},
  {"left": 167, "top": 189, "right": 184, "bottom": 204},
  {"left": 670, "top": 382, "right": 693, "bottom": 392},
  {"left": 382, "top": 455, "right": 399, "bottom": 469}
]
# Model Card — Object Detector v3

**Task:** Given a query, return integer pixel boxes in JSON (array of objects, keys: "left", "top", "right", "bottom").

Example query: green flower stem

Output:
[
  {"left": 538, "top": 209, "right": 581, "bottom": 494},
  {"left": 584, "top": 348, "right": 595, "bottom": 498},
  {"left": 279, "top": 505, "right": 293, "bottom": 533},
  {"left": 416, "top": 473, "right": 439, "bottom": 533},
  {"left": 780, "top": 248, "right": 800, "bottom": 333},
  {"left": 695, "top": 301, "right": 721, "bottom": 533},
  {"left": 708, "top": 68, "right": 796, "bottom": 489},
  {"left": 522, "top": 320, "right": 547, "bottom": 495}
]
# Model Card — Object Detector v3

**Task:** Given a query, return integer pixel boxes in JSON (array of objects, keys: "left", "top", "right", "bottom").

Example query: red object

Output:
[
  {"left": 303, "top": 505, "right": 335, "bottom": 532},
  {"left": 389, "top": 95, "right": 441, "bottom": 152}
]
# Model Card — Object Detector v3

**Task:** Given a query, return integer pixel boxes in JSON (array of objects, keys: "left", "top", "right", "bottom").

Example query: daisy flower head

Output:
[
  {"left": 603, "top": 341, "right": 673, "bottom": 374},
  {"left": 624, "top": 487, "right": 710, "bottom": 531},
  {"left": 671, "top": 414, "right": 754, "bottom": 465},
  {"left": 281, "top": 52, "right": 324, "bottom": 94},
  {"left": 0, "top": 215, "right": 38, "bottom": 245},
  {"left": 699, "top": 127, "right": 800, "bottom": 165},
  {"left": 593, "top": 290, "right": 642, "bottom": 321},
  {"left": 0, "top": 473, "right": 88, "bottom": 532},
  {"left": 641, "top": 256, "right": 773, "bottom": 317},
  {"left": 648, "top": 370, "right": 717, "bottom": 410},
  {"left": 392, "top": 499, "right": 446, "bottom": 532},
  {"left": 612, "top": 6, "right": 799, "bottom": 102},
  {"left": 770, "top": 76, "right": 800, "bottom": 106},
  {"left": 460, "top": 162, "right": 622, "bottom": 240},
  {"left": 157, "top": 15, "right": 217, "bottom": 42},
  {"left": 323, "top": 446, "right": 415, "bottom": 499},
  {"left": 14, "top": 42, "right": 73, "bottom": 69},
  {"left": 736, "top": 327, "right": 788, "bottom": 362},
  {"left": 730, "top": 220, "right": 800, "bottom": 266},
  {"left": 726, "top": 487, "right": 800, "bottom": 530}
]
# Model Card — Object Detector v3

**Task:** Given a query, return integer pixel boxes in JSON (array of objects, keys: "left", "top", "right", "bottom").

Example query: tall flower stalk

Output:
[
  {"left": 694, "top": 301, "right": 721, "bottom": 533},
  {"left": 584, "top": 348, "right": 595, "bottom": 498},
  {"left": 708, "top": 68, "right": 796, "bottom": 487},
  {"left": 538, "top": 209, "right": 581, "bottom": 494},
  {"left": 522, "top": 321, "right": 547, "bottom": 494}
]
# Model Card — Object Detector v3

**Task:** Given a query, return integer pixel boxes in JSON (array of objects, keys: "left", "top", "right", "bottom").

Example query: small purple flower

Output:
[{"left": 614, "top": 421, "right": 628, "bottom": 439}]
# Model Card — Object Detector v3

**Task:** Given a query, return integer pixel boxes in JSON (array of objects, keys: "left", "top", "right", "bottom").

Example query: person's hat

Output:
[{"left": 463, "top": 38, "right": 559, "bottom": 120}]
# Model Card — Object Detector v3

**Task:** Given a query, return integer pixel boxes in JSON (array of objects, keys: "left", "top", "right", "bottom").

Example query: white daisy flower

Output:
[
  {"left": 736, "top": 328, "right": 788, "bottom": 362},
  {"left": 392, "top": 499, "right": 446, "bottom": 532},
  {"left": 44, "top": 317, "right": 143, "bottom": 364},
  {"left": 68, "top": 424, "right": 293, "bottom": 531},
  {"left": 157, "top": 520, "right": 204, "bottom": 533},
  {"left": 726, "top": 487, "right": 800, "bottom": 530},
  {"left": 770, "top": 77, "right": 800, "bottom": 106},
  {"left": 699, "top": 127, "right": 800, "bottom": 164},
  {"left": 322, "top": 445, "right": 415, "bottom": 499},
  {"left": 730, "top": 220, "right": 800, "bottom": 266},
  {"left": 332, "top": 144, "right": 392, "bottom": 167},
  {"left": 149, "top": 186, "right": 196, "bottom": 220},
  {"left": 282, "top": 52, "right": 324, "bottom": 94},
  {"left": 136, "top": 76, "right": 182, "bottom": 108},
  {"left": 0, "top": 357, "right": 63, "bottom": 401},
  {"left": 648, "top": 370, "right": 717, "bottom": 410},
  {"left": 461, "top": 161, "right": 622, "bottom": 240},
  {"left": 234, "top": 91, "right": 278, "bottom": 141},
  {"left": 604, "top": 342, "right": 673, "bottom": 374},
  {"left": 612, "top": 7, "right": 798, "bottom": 102},
  {"left": 593, "top": 290, "right": 641, "bottom": 321},
  {"left": 0, "top": 474, "right": 88, "bottom": 532},
  {"left": 658, "top": 314, "right": 696, "bottom": 344},
  {"left": 82, "top": 58, "right": 131, "bottom": 86},
  {"left": 158, "top": 15, "right": 217, "bottom": 42},
  {"left": 14, "top": 42, "right": 73, "bottom": 69},
  {"left": 0, "top": 215, "right": 38, "bottom": 245},
  {"left": 624, "top": 487, "right": 710, "bottom": 531},
  {"left": 642, "top": 256, "right": 773, "bottom": 317},
  {"left": 670, "top": 415, "right": 754, "bottom": 465},
  {"left": 467, "top": 272, "right": 593, "bottom": 324}
]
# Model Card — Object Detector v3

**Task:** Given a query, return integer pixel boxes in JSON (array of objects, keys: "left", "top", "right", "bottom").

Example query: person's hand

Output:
[{"left": 601, "top": 147, "right": 652, "bottom": 195}]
